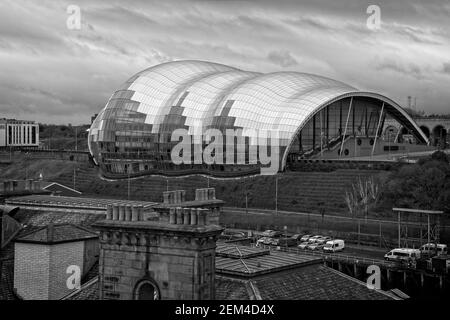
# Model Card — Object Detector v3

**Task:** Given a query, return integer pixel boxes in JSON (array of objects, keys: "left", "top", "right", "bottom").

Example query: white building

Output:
[{"left": 0, "top": 118, "right": 39, "bottom": 148}]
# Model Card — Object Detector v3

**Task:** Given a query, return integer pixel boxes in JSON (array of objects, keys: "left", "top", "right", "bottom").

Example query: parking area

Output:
[{"left": 220, "top": 228, "right": 393, "bottom": 260}]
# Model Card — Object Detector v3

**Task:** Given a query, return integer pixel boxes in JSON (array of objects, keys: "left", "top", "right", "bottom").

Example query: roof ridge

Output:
[
  {"left": 61, "top": 276, "right": 99, "bottom": 300},
  {"left": 324, "top": 266, "right": 402, "bottom": 300},
  {"left": 247, "top": 280, "right": 262, "bottom": 300}
]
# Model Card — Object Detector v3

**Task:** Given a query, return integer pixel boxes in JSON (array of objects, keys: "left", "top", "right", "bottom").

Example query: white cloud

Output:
[{"left": 0, "top": 0, "right": 449, "bottom": 124}]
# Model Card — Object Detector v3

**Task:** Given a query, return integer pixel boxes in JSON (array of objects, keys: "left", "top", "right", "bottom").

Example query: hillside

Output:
[{"left": 50, "top": 163, "right": 385, "bottom": 216}]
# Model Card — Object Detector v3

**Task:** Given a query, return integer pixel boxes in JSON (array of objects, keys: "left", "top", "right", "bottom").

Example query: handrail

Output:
[{"left": 251, "top": 243, "right": 397, "bottom": 268}]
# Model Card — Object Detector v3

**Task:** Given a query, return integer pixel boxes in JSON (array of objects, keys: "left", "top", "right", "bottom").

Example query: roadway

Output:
[{"left": 223, "top": 206, "right": 427, "bottom": 226}]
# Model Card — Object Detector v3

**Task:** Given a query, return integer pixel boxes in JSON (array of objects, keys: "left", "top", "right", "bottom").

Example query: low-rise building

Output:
[{"left": 0, "top": 118, "right": 39, "bottom": 148}]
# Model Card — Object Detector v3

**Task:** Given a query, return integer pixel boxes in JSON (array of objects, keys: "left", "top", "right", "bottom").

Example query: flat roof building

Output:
[
  {"left": 0, "top": 118, "right": 39, "bottom": 148},
  {"left": 88, "top": 60, "right": 432, "bottom": 178}
]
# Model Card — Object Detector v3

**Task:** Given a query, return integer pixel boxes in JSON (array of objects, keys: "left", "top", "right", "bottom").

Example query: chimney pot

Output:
[
  {"left": 112, "top": 204, "right": 119, "bottom": 220},
  {"left": 190, "top": 208, "right": 197, "bottom": 225},
  {"left": 176, "top": 207, "right": 183, "bottom": 224},
  {"left": 138, "top": 206, "right": 144, "bottom": 221},
  {"left": 169, "top": 207, "right": 176, "bottom": 224},
  {"left": 125, "top": 205, "right": 132, "bottom": 221},
  {"left": 131, "top": 206, "right": 139, "bottom": 221},
  {"left": 196, "top": 208, "right": 206, "bottom": 226},
  {"left": 106, "top": 205, "right": 113, "bottom": 220},
  {"left": 119, "top": 205, "right": 125, "bottom": 221},
  {"left": 163, "top": 191, "right": 170, "bottom": 204},
  {"left": 183, "top": 208, "right": 190, "bottom": 225}
]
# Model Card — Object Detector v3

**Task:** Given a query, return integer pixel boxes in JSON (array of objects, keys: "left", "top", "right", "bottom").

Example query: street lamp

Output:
[
  {"left": 275, "top": 175, "right": 278, "bottom": 215},
  {"left": 283, "top": 225, "right": 288, "bottom": 250}
]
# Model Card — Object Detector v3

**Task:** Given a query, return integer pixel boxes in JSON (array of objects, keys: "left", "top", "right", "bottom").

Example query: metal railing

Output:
[{"left": 251, "top": 243, "right": 398, "bottom": 268}]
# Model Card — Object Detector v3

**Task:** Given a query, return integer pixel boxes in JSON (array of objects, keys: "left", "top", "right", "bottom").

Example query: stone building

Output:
[
  {"left": 13, "top": 224, "right": 98, "bottom": 300},
  {"left": 94, "top": 201, "right": 223, "bottom": 300}
]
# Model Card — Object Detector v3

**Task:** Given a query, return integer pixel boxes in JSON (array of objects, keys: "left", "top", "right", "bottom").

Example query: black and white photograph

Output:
[{"left": 0, "top": 0, "right": 449, "bottom": 314}]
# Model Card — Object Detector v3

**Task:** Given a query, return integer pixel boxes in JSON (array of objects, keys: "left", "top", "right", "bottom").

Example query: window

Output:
[
  {"left": 32, "top": 126, "right": 36, "bottom": 144},
  {"left": 133, "top": 279, "right": 160, "bottom": 300}
]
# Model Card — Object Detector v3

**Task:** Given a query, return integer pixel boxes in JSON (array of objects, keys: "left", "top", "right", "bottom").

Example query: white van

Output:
[
  {"left": 323, "top": 239, "right": 345, "bottom": 253},
  {"left": 419, "top": 243, "right": 447, "bottom": 257},
  {"left": 384, "top": 248, "right": 421, "bottom": 262}
]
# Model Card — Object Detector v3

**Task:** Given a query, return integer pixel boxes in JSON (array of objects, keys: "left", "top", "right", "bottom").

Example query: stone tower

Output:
[{"left": 94, "top": 202, "right": 223, "bottom": 300}]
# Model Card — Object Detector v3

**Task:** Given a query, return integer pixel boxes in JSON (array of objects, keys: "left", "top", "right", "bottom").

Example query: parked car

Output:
[
  {"left": 307, "top": 235, "right": 323, "bottom": 243},
  {"left": 256, "top": 237, "right": 270, "bottom": 246},
  {"left": 278, "top": 237, "right": 298, "bottom": 247},
  {"left": 307, "top": 243, "right": 325, "bottom": 251},
  {"left": 316, "top": 236, "right": 332, "bottom": 245},
  {"left": 323, "top": 239, "right": 345, "bottom": 253},
  {"left": 419, "top": 243, "right": 448, "bottom": 257},
  {"left": 300, "top": 234, "right": 312, "bottom": 242},
  {"left": 270, "top": 238, "right": 281, "bottom": 246},
  {"left": 298, "top": 241, "right": 309, "bottom": 249},
  {"left": 262, "top": 230, "right": 283, "bottom": 238},
  {"left": 220, "top": 230, "right": 246, "bottom": 241},
  {"left": 384, "top": 248, "right": 421, "bottom": 263},
  {"left": 290, "top": 234, "right": 303, "bottom": 242}
]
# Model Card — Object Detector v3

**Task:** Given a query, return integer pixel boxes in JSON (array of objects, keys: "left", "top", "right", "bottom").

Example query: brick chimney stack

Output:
[{"left": 94, "top": 195, "right": 223, "bottom": 300}]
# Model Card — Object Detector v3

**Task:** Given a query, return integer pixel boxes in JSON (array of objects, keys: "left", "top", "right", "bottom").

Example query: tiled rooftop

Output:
[
  {"left": 62, "top": 278, "right": 99, "bottom": 300},
  {"left": 252, "top": 265, "right": 396, "bottom": 300},
  {"left": 0, "top": 259, "right": 16, "bottom": 300},
  {"left": 15, "top": 223, "right": 98, "bottom": 244},
  {"left": 65, "top": 264, "right": 398, "bottom": 301},
  {"left": 216, "top": 245, "right": 321, "bottom": 277},
  {"left": 6, "top": 195, "right": 158, "bottom": 209},
  {"left": 13, "top": 208, "right": 105, "bottom": 228},
  {"left": 215, "top": 276, "right": 257, "bottom": 300},
  {"left": 216, "top": 244, "right": 270, "bottom": 259}
]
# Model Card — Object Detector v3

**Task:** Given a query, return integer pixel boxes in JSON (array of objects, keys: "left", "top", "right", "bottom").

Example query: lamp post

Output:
[
  {"left": 245, "top": 192, "right": 249, "bottom": 215},
  {"left": 275, "top": 175, "right": 278, "bottom": 215},
  {"left": 128, "top": 171, "right": 131, "bottom": 200},
  {"left": 25, "top": 152, "right": 29, "bottom": 180},
  {"left": 245, "top": 191, "right": 250, "bottom": 230},
  {"left": 75, "top": 126, "right": 78, "bottom": 151},
  {"left": 73, "top": 165, "right": 76, "bottom": 190},
  {"left": 284, "top": 225, "right": 288, "bottom": 250}
]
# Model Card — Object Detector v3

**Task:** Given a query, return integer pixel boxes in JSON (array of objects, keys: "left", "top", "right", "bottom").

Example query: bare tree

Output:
[{"left": 344, "top": 177, "right": 380, "bottom": 220}]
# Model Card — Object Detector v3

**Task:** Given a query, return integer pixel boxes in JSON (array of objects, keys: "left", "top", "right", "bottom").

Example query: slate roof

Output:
[
  {"left": 0, "top": 259, "right": 16, "bottom": 300},
  {"left": 0, "top": 206, "right": 107, "bottom": 300},
  {"left": 13, "top": 208, "right": 105, "bottom": 229},
  {"left": 215, "top": 276, "right": 258, "bottom": 300},
  {"left": 216, "top": 245, "right": 321, "bottom": 277},
  {"left": 6, "top": 195, "right": 158, "bottom": 210},
  {"left": 216, "top": 244, "right": 270, "bottom": 259},
  {"left": 41, "top": 182, "right": 82, "bottom": 197},
  {"left": 251, "top": 265, "right": 397, "bottom": 300},
  {"left": 15, "top": 223, "right": 98, "bottom": 244},
  {"left": 65, "top": 244, "right": 399, "bottom": 300},
  {"left": 62, "top": 278, "right": 99, "bottom": 300}
]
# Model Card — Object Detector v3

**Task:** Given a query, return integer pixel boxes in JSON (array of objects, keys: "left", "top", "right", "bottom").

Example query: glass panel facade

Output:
[{"left": 88, "top": 60, "right": 428, "bottom": 176}]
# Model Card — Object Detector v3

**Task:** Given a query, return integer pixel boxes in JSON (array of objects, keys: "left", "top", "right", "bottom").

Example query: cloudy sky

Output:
[{"left": 1, "top": 0, "right": 449, "bottom": 124}]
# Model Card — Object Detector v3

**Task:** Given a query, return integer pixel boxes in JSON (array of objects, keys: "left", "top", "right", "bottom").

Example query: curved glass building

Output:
[{"left": 89, "top": 60, "right": 430, "bottom": 177}]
